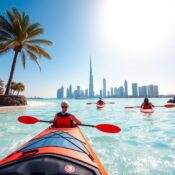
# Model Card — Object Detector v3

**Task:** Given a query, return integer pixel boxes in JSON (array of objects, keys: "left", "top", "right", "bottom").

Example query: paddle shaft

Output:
[
  {"left": 39, "top": 120, "right": 51, "bottom": 123},
  {"left": 39, "top": 121, "right": 95, "bottom": 127},
  {"left": 77, "top": 124, "right": 94, "bottom": 127}
]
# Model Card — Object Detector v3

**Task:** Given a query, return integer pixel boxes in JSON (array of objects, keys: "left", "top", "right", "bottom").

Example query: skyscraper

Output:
[
  {"left": 124, "top": 80, "right": 128, "bottom": 97},
  {"left": 147, "top": 84, "right": 159, "bottom": 97},
  {"left": 117, "top": 86, "right": 124, "bottom": 97},
  {"left": 57, "top": 86, "right": 64, "bottom": 99},
  {"left": 111, "top": 87, "right": 114, "bottom": 97},
  {"left": 132, "top": 83, "right": 138, "bottom": 97},
  {"left": 89, "top": 57, "right": 94, "bottom": 98},
  {"left": 103, "top": 78, "right": 106, "bottom": 97},
  {"left": 100, "top": 89, "right": 102, "bottom": 97},
  {"left": 153, "top": 85, "right": 159, "bottom": 97},
  {"left": 139, "top": 86, "right": 147, "bottom": 97}
]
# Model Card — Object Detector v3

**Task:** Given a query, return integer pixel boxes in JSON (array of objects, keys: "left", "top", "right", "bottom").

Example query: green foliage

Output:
[
  {"left": 10, "top": 81, "right": 25, "bottom": 95},
  {"left": 0, "top": 8, "right": 53, "bottom": 95},
  {"left": 0, "top": 79, "right": 4, "bottom": 95}
]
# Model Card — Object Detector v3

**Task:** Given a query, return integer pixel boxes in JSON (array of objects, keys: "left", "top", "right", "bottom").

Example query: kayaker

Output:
[
  {"left": 141, "top": 98, "right": 154, "bottom": 109},
  {"left": 51, "top": 100, "right": 81, "bottom": 127},
  {"left": 167, "top": 97, "right": 175, "bottom": 103},
  {"left": 97, "top": 97, "right": 105, "bottom": 105}
]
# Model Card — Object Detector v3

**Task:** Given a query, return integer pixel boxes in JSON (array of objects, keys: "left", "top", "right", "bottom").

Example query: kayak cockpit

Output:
[
  {"left": 0, "top": 131, "right": 101, "bottom": 175},
  {"left": 0, "top": 154, "right": 101, "bottom": 175}
]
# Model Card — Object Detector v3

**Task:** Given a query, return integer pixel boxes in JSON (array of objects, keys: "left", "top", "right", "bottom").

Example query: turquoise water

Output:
[{"left": 0, "top": 98, "right": 175, "bottom": 175}]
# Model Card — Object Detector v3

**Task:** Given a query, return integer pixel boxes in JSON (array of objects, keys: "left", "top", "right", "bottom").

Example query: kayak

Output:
[
  {"left": 140, "top": 108, "right": 154, "bottom": 114},
  {"left": 96, "top": 103, "right": 105, "bottom": 109},
  {"left": 0, "top": 126, "right": 108, "bottom": 175}
]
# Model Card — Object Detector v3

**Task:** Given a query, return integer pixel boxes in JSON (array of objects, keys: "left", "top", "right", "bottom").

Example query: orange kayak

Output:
[{"left": 0, "top": 126, "right": 108, "bottom": 175}]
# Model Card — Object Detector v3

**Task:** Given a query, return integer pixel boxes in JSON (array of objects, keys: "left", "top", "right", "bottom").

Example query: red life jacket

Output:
[
  {"left": 54, "top": 112, "right": 73, "bottom": 128},
  {"left": 97, "top": 101, "right": 104, "bottom": 105},
  {"left": 142, "top": 103, "right": 153, "bottom": 109}
]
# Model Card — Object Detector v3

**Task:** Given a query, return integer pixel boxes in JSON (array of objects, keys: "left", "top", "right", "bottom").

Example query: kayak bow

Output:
[{"left": 0, "top": 126, "right": 108, "bottom": 175}]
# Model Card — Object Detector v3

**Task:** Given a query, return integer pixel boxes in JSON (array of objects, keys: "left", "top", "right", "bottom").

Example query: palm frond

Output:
[
  {"left": 0, "top": 15, "right": 14, "bottom": 35},
  {"left": 0, "top": 47, "right": 11, "bottom": 55},
  {"left": 26, "top": 28, "right": 44, "bottom": 39},
  {"left": 0, "top": 30, "right": 13, "bottom": 39},
  {"left": 25, "top": 39, "right": 52, "bottom": 46},
  {"left": 21, "top": 15, "right": 29, "bottom": 32},
  {"left": 26, "top": 23, "right": 40, "bottom": 33},
  {"left": 24, "top": 44, "right": 51, "bottom": 59},
  {"left": 0, "top": 36, "right": 11, "bottom": 42},
  {"left": 6, "top": 9, "right": 15, "bottom": 25},
  {"left": 12, "top": 8, "right": 21, "bottom": 22},
  {"left": 25, "top": 49, "right": 41, "bottom": 71}
]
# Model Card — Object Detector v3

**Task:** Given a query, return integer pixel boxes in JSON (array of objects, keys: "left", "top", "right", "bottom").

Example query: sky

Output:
[{"left": 0, "top": 0, "right": 175, "bottom": 97}]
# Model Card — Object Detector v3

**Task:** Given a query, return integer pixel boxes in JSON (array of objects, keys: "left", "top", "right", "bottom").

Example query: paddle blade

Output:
[
  {"left": 164, "top": 104, "right": 175, "bottom": 108},
  {"left": 18, "top": 116, "right": 39, "bottom": 124},
  {"left": 86, "top": 103, "right": 92, "bottom": 104},
  {"left": 109, "top": 102, "right": 115, "bottom": 104},
  {"left": 95, "top": 124, "right": 121, "bottom": 133}
]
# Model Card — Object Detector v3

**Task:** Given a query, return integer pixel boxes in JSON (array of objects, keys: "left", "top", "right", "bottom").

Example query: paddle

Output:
[
  {"left": 86, "top": 102, "right": 115, "bottom": 104},
  {"left": 18, "top": 116, "right": 121, "bottom": 134},
  {"left": 124, "top": 104, "right": 175, "bottom": 108}
]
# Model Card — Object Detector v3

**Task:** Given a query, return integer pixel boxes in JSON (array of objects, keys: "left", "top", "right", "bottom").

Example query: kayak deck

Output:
[{"left": 0, "top": 126, "right": 108, "bottom": 175}]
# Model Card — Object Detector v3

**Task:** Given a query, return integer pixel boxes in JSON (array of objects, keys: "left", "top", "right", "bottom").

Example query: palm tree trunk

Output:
[{"left": 5, "top": 51, "right": 19, "bottom": 95}]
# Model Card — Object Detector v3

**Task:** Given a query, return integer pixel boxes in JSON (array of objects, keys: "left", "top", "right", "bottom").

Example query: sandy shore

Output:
[{"left": 0, "top": 101, "right": 46, "bottom": 110}]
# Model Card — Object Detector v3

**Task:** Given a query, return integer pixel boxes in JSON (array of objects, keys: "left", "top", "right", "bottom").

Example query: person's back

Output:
[
  {"left": 97, "top": 98, "right": 104, "bottom": 105},
  {"left": 141, "top": 98, "right": 154, "bottom": 109},
  {"left": 167, "top": 97, "right": 175, "bottom": 103}
]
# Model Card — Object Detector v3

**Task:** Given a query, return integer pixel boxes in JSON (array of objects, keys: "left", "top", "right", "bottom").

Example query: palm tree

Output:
[
  {"left": 0, "top": 8, "right": 53, "bottom": 95},
  {"left": 16, "top": 82, "right": 25, "bottom": 95},
  {"left": 0, "top": 79, "right": 4, "bottom": 95},
  {"left": 10, "top": 81, "right": 17, "bottom": 94}
]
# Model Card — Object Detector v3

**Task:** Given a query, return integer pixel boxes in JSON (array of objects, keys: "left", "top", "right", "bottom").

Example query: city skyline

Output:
[
  {"left": 57, "top": 58, "right": 160, "bottom": 98},
  {"left": 0, "top": 0, "right": 175, "bottom": 97},
  {"left": 57, "top": 80, "right": 160, "bottom": 99}
]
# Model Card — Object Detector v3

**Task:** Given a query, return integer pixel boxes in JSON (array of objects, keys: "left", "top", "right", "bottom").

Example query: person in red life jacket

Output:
[
  {"left": 51, "top": 101, "right": 81, "bottom": 128},
  {"left": 141, "top": 98, "right": 154, "bottom": 109},
  {"left": 167, "top": 97, "right": 175, "bottom": 103},
  {"left": 97, "top": 97, "right": 105, "bottom": 105}
]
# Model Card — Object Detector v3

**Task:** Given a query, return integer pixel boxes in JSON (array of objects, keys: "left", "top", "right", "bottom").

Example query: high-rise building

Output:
[
  {"left": 114, "top": 87, "right": 117, "bottom": 96},
  {"left": 111, "top": 87, "right": 114, "bottom": 97},
  {"left": 100, "top": 89, "right": 102, "bottom": 97},
  {"left": 57, "top": 86, "right": 64, "bottom": 98},
  {"left": 124, "top": 80, "right": 128, "bottom": 97},
  {"left": 132, "top": 83, "right": 138, "bottom": 97},
  {"left": 89, "top": 57, "right": 94, "bottom": 98},
  {"left": 147, "top": 84, "right": 159, "bottom": 97},
  {"left": 103, "top": 78, "right": 106, "bottom": 97},
  {"left": 147, "top": 84, "right": 154, "bottom": 97},
  {"left": 117, "top": 86, "right": 124, "bottom": 97},
  {"left": 77, "top": 86, "right": 80, "bottom": 97},
  {"left": 139, "top": 86, "right": 147, "bottom": 97},
  {"left": 66, "top": 88, "right": 69, "bottom": 98},
  {"left": 69, "top": 84, "right": 72, "bottom": 98},
  {"left": 153, "top": 85, "right": 159, "bottom": 97},
  {"left": 85, "top": 89, "right": 88, "bottom": 97},
  {"left": 107, "top": 90, "right": 110, "bottom": 97}
]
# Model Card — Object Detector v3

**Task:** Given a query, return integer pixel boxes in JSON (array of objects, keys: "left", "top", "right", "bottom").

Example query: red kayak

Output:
[
  {"left": 140, "top": 108, "right": 154, "bottom": 114},
  {"left": 96, "top": 103, "right": 105, "bottom": 109},
  {"left": 0, "top": 126, "right": 108, "bottom": 175}
]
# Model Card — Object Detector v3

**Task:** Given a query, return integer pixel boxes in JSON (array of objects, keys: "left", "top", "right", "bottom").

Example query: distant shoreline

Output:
[{"left": 27, "top": 96, "right": 174, "bottom": 99}]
